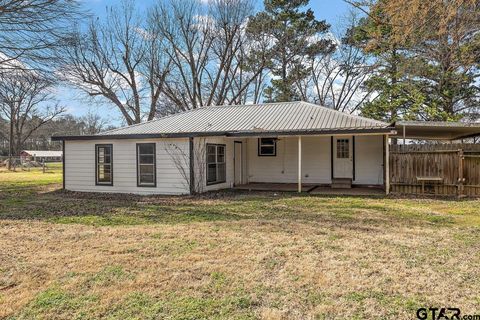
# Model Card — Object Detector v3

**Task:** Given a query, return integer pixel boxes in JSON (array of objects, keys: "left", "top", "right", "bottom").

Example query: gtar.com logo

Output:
[{"left": 417, "top": 307, "right": 480, "bottom": 320}]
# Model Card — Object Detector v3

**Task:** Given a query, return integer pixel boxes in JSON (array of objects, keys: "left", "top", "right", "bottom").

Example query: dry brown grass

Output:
[{"left": 1, "top": 172, "right": 480, "bottom": 319}]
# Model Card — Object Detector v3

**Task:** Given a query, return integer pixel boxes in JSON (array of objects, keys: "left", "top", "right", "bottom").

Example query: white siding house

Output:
[
  {"left": 53, "top": 102, "right": 396, "bottom": 195},
  {"left": 65, "top": 139, "right": 190, "bottom": 195}
]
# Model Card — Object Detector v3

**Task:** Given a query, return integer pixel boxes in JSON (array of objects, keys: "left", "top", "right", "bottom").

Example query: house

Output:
[
  {"left": 51, "top": 101, "right": 480, "bottom": 196},
  {"left": 20, "top": 150, "right": 63, "bottom": 163},
  {"left": 52, "top": 102, "right": 396, "bottom": 195}
]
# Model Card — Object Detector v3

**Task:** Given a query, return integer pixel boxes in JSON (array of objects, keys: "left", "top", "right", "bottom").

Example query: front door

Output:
[
  {"left": 234, "top": 142, "right": 243, "bottom": 185},
  {"left": 333, "top": 137, "right": 353, "bottom": 179}
]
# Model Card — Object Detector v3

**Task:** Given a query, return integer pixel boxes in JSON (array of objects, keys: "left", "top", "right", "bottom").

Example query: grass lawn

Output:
[
  {"left": 1, "top": 170, "right": 479, "bottom": 319},
  {"left": 0, "top": 165, "right": 62, "bottom": 191}
]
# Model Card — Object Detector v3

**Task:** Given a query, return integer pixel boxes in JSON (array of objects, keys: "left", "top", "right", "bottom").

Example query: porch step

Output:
[{"left": 331, "top": 178, "right": 352, "bottom": 189}]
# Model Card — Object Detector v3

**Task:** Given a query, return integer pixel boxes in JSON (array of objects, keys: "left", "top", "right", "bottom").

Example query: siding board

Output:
[{"left": 65, "top": 139, "right": 190, "bottom": 195}]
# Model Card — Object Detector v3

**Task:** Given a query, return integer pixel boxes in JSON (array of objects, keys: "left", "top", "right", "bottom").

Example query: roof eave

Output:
[
  {"left": 226, "top": 127, "right": 395, "bottom": 137},
  {"left": 52, "top": 127, "right": 395, "bottom": 141}
]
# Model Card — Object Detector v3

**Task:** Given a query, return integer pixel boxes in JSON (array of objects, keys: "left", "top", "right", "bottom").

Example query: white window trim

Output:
[{"left": 206, "top": 144, "right": 226, "bottom": 185}]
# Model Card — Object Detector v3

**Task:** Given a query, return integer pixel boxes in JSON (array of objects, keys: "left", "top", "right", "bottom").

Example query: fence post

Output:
[
  {"left": 458, "top": 149, "right": 464, "bottom": 197},
  {"left": 385, "top": 135, "right": 390, "bottom": 195}
]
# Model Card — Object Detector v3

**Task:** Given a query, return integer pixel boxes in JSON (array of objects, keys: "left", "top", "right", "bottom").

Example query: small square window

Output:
[{"left": 258, "top": 138, "right": 277, "bottom": 156}]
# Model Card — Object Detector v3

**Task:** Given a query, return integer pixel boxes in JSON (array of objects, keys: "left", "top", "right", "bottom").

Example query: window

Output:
[
  {"left": 206, "top": 144, "right": 226, "bottom": 185},
  {"left": 258, "top": 138, "right": 276, "bottom": 156},
  {"left": 96, "top": 144, "right": 113, "bottom": 185},
  {"left": 137, "top": 143, "right": 156, "bottom": 187},
  {"left": 336, "top": 139, "right": 350, "bottom": 158}
]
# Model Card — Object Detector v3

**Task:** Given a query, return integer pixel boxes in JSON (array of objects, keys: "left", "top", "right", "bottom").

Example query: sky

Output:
[{"left": 60, "top": 0, "right": 353, "bottom": 123}]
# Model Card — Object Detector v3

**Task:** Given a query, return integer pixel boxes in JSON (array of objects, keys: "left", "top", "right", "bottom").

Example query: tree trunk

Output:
[
  {"left": 14, "top": 134, "right": 22, "bottom": 158},
  {"left": 7, "top": 111, "right": 14, "bottom": 170}
]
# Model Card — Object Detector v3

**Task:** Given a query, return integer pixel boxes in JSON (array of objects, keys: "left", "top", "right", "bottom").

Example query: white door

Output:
[
  {"left": 334, "top": 137, "right": 353, "bottom": 178},
  {"left": 234, "top": 142, "right": 243, "bottom": 185}
]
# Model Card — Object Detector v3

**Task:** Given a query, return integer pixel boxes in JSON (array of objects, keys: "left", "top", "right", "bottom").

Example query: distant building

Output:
[{"left": 20, "top": 150, "right": 63, "bottom": 163}]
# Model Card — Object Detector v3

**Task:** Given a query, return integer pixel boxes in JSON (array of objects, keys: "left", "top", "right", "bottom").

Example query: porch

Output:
[
  {"left": 224, "top": 134, "right": 388, "bottom": 195},
  {"left": 233, "top": 182, "right": 385, "bottom": 196}
]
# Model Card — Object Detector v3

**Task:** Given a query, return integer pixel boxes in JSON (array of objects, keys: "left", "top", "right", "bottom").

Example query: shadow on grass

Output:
[
  {"left": 0, "top": 186, "right": 461, "bottom": 231},
  {"left": 0, "top": 189, "right": 252, "bottom": 226}
]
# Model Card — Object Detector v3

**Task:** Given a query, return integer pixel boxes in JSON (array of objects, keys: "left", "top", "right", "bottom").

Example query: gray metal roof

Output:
[
  {"left": 393, "top": 121, "right": 480, "bottom": 140},
  {"left": 397, "top": 121, "right": 480, "bottom": 128},
  {"left": 100, "top": 101, "right": 389, "bottom": 136}
]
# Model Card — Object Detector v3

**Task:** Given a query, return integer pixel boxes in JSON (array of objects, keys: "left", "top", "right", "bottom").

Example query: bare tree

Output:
[
  {"left": 296, "top": 12, "right": 374, "bottom": 113},
  {"left": 225, "top": 33, "right": 271, "bottom": 105},
  {"left": 79, "top": 109, "right": 111, "bottom": 135},
  {"left": 60, "top": 0, "right": 171, "bottom": 125},
  {"left": 0, "top": 71, "right": 65, "bottom": 167},
  {"left": 0, "top": 0, "right": 82, "bottom": 72},
  {"left": 150, "top": 0, "right": 269, "bottom": 111},
  {"left": 163, "top": 139, "right": 207, "bottom": 194}
]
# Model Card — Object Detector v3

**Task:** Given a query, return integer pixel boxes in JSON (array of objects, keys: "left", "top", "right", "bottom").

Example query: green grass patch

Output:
[
  {"left": 103, "top": 291, "right": 256, "bottom": 320},
  {"left": 14, "top": 286, "right": 99, "bottom": 320},
  {"left": 84, "top": 266, "right": 134, "bottom": 288},
  {"left": 0, "top": 169, "right": 61, "bottom": 191}
]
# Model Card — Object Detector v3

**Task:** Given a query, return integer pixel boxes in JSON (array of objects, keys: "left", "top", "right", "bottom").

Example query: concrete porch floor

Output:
[
  {"left": 233, "top": 183, "right": 385, "bottom": 196},
  {"left": 234, "top": 183, "right": 317, "bottom": 193}
]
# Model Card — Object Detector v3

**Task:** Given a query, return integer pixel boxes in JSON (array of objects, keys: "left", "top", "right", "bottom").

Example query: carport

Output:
[
  {"left": 393, "top": 121, "right": 480, "bottom": 141},
  {"left": 389, "top": 121, "right": 480, "bottom": 196}
]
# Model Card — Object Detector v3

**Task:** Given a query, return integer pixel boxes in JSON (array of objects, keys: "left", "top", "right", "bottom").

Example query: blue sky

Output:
[{"left": 61, "top": 0, "right": 353, "bottom": 122}]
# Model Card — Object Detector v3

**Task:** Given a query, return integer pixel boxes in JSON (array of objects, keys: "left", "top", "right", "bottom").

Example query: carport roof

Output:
[{"left": 393, "top": 121, "right": 480, "bottom": 140}]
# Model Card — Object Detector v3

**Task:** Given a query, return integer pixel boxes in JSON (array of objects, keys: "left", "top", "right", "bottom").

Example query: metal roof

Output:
[
  {"left": 52, "top": 101, "right": 394, "bottom": 141},
  {"left": 22, "top": 150, "right": 63, "bottom": 157},
  {"left": 393, "top": 121, "right": 480, "bottom": 140},
  {"left": 102, "top": 101, "right": 388, "bottom": 135}
]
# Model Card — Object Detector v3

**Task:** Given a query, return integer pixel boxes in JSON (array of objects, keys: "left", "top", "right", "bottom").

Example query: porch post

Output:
[
  {"left": 385, "top": 135, "right": 390, "bottom": 195},
  {"left": 189, "top": 137, "right": 195, "bottom": 195},
  {"left": 298, "top": 136, "right": 302, "bottom": 193},
  {"left": 62, "top": 140, "right": 65, "bottom": 190}
]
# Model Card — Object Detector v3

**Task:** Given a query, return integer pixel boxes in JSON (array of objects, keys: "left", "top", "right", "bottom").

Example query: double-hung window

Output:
[
  {"left": 96, "top": 144, "right": 113, "bottom": 185},
  {"left": 258, "top": 138, "right": 276, "bottom": 156},
  {"left": 137, "top": 143, "right": 156, "bottom": 187},
  {"left": 206, "top": 144, "right": 226, "bottom": 185}
]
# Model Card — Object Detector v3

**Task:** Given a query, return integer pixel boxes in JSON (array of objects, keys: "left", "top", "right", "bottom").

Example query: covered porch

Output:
[
  {"left": 223, "top": 133, "right": 390, "bottom": 195},
  {"left": 233, "top": 182, "right": 385, "bottom": 196}
]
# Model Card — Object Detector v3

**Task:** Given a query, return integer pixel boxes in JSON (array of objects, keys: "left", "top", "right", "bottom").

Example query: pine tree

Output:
[
  {"left": 346, "top": 6, "right": 418, "bottom": 123},
  {"left": 348, "top": 0, "right": 480, "bottom": 121},
  {"left": 246, "top": 0, "right": 334, "bottom": 102}
]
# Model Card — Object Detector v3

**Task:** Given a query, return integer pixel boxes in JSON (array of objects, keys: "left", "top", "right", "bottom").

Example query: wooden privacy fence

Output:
[{"left": 390, "top": 144, "right": 480, "bottom": 196}]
